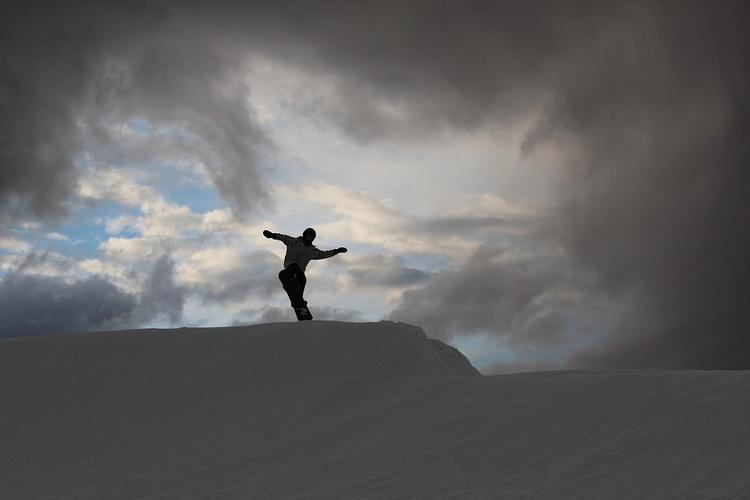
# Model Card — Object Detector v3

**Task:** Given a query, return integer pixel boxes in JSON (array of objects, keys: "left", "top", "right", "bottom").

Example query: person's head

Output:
[{"left": 302, "top": 227, "right": 316, "bottom": 245}]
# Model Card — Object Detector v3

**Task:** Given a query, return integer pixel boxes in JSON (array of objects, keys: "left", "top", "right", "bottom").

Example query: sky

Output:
[{"left": 1, "top": 0, "right": 748, "bottom": 373}]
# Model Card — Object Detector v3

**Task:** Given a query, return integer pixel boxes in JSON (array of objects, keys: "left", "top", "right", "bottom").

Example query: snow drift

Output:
[{"left": 1, "top": 320, "right": 748, "bottom": 499}]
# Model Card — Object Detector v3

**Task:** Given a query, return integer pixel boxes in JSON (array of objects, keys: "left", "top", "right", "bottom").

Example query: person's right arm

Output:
[
  {"left": 310, "top": 247, "right": 347, "bottom": 260},
  {"left": 263, "top": 230, "right": 295, "bottom": 245}
]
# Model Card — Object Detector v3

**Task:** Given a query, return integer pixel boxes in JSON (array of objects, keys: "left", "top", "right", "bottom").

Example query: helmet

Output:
[{"left": 302, "top": 227, "right": 316, "bottom": 243}]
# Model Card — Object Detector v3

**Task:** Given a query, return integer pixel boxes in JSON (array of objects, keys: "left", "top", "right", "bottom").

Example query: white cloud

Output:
[
  {"left": 271, "top": 181, "right": 542, "bottom": 262},
  {"left": 0, "top": 236, "right": 32, "bottom": 253},
  {"left": 1, "top": 250, "right": 88, "bottom": 281},
  {"left": 46, "top": 232, "right": 70, "bottom": 241},
  {"left": 78, "top": 257, "right": 139, "bottom": 293},
  {"left": 78, "top": 166, "right": 158, "bottom": 207},
  {"left": 178, "top": 247, "right": 252, "bottom": 285},
  {"left": 100, "top": 237, "right": 173, "bottom": 262}
]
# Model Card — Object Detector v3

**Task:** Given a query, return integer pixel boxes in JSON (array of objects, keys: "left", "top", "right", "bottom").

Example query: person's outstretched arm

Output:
[
  {"left": 262, "top": 229, "right": 295, "bottom": 245},
  {"left": 311, "top": 246, "right": 347, "bottom": 260}
]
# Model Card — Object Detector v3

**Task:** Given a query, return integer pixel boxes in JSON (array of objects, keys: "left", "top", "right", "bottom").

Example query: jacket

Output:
[{"left": 269, "top": 232, "right": 339, "bottom": 272}]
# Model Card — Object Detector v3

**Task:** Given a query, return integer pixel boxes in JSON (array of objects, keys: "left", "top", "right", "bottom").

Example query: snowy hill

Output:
[{"left": 1, "top": 320, "right": 748, "bottom": 499}]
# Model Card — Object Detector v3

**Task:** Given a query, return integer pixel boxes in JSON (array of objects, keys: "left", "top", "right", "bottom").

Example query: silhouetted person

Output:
[{"left": 263, "top": 227, "right": 347, "bottom": 308}]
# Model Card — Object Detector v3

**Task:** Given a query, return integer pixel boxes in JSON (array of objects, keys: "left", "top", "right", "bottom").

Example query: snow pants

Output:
[{"left": 278, "top": 262, "right": 307, "bottom": 307}]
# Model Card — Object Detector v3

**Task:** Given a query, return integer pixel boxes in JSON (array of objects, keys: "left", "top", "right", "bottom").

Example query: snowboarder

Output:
[{"left": 263, "top": 227, "right": 347, "bottom": 320}]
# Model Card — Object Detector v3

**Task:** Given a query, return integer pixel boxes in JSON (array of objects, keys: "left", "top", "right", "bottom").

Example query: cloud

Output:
[
  {"left": 386, "top": 243, "right": 621, "bottom": 371},
  {"left": 78, "top": 168, "right": 285, "bottom": 310},
  {"left": 45, "top": 232, "right": 70, "bottom": 242},
  {"left": 0, "top": 3, "right": 103, "bottom": 224},
  {"left": 81, "top": 36, "right": 274, "bottom": 219},
  {"left": 0, "top": 236, "right": 32, "bottom": 253},
  {"left": 0, "top": 2, "right": 164, "bottom": 225},
  {"left": 530, "top": 3, "right": 750, "bottom": 368},
  {"left": 133, "top": 254, "right": 186, "bottom": 324},
  {"left": 0, "top": 273, "right": 136, "bottom": 338},
  {"left": 178, "top": 247, "right": 280, "bottom": 305},
  {"left": 340, "top": 254, "right": 431, "bottom": 289},
  {"left": 281, "top": 182, "right": 541, "bottom": 260},
  {"left": 1, "top": 1, "right": 273, "bottom": 227},
  {"left": 0, "top": 253, "right": 184, "bottom": 338},
  {"left": 0, "top": 250, "right": 82, "bottom": 280},
  {"left": 217, "top": 1, "right": 595, "bottom": 143}
]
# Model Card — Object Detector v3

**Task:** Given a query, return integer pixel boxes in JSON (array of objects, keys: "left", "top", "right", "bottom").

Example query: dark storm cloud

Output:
[
  {"left": 197, "top": 0, "right": 611, "bottom": 143},
  {"left": 537, "top": 4, "right": 750, "bottom": 369},
  {"left": 0, "top": 1, "right": 273, "bottom": 228},
  {"left": 0, "top": 2, "right": 110, "bottom": 223},
  {"left": 0, "top": 253, "right": 184, "bottom": 338},
  {"left": 0, "top": 273, "right": 136, "bottom": 338},
  {"left": 386, "top": 244, "right": 609, "bottom": 360}
]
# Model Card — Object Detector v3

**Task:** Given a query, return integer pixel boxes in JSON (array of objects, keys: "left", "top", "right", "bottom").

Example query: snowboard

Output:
[{"left": 293, "top": 304, "right": 313, "bottom": 321}]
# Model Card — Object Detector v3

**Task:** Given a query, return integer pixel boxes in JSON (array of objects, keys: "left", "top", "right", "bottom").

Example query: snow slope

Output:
[{"left": 1, "top": 320, "right": 748, "bottom": 499}]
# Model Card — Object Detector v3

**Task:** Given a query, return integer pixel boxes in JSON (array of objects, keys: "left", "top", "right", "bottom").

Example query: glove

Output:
[
  {"left": 336, "top": 247, "right": 347, "bottom": 253},
  {"left": 263, "top": 230, "right": 273, "bottom": 238}
]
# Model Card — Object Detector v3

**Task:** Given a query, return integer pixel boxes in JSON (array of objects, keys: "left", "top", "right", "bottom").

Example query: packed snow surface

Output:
[{"left": 1, "top": 320, "right": 748, "bottom": 499}]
